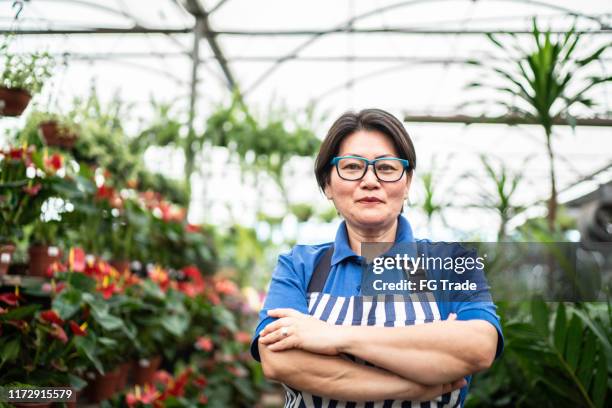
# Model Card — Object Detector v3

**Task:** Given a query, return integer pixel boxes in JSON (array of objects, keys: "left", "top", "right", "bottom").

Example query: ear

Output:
[
  {"left": 323, "top": 182, "right": 332, "bottom": 200},
  {"left": 404, "top": 173, "right": 412, "bottom": 199}
]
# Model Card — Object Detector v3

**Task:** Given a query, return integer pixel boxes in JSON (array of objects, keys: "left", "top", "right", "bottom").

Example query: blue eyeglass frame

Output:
[{"left": 330, "top": 155, "right": 411, "bottom": 182}]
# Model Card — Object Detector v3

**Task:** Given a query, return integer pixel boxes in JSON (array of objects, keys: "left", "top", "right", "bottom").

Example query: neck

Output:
[{"left": 346, "top": 218, "right": 398, "bottom": 256}]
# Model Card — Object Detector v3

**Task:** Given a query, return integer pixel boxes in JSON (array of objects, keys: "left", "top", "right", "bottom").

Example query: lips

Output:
[{"left": 357, "top": 197, "right": 384, "bottom": 203}]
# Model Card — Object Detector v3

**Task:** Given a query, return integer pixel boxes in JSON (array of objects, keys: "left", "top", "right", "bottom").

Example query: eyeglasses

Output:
[{"left": 330, "top": 156, "right": 410, "bottom": 182}]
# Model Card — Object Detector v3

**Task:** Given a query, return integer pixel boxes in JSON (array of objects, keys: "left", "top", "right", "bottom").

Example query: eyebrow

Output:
[{"left": 343, "top": 153, "right": 395, "bottom": 159}]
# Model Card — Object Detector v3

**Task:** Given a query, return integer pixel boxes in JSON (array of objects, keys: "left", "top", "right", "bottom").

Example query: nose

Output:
[{"left": 360, "top": 164, "right": 380, "bottom": 187}]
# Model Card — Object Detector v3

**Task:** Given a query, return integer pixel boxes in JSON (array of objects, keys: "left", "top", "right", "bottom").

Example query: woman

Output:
[{"left": 250, "top": 109, "right": 503, "bottom": 407}]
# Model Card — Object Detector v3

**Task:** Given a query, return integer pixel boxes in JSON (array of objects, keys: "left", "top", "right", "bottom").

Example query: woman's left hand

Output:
[{"left": 259, "top": 308, "right": 341, "bottom": 355}]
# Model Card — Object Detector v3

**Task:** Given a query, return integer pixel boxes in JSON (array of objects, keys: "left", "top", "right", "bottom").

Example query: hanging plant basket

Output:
[
  {"left": 39, "top": 120, "right": 79, "bottom": 149},
  {"left": 0, "top": 242, "right": 16, "bottom": 276},
  {"left": 0, "top": 87, "right": 32, "bottom": 117}
]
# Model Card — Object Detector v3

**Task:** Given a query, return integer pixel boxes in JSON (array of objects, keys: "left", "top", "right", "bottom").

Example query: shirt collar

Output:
[{"left": 331, "top": 214, "right": 416, "bottom": 266}]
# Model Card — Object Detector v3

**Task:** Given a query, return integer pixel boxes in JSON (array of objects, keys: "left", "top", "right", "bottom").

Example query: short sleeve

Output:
[
  {"left": 455, "top": 301, "right": 504, "bottom": 360},
  {"left": 434, "top": 243, "right": 504, "bottom": 361},
  {"left": 250, "top": 248, "right": 309, "bottom": 362}
]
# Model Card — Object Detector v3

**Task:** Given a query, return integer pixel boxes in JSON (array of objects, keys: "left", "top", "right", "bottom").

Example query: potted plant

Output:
[
  {"left": 26, "top": 219, "right": 63, "bottom": 277},
  {"left": 48, "top": 264, "right": 129, "bottom": 402},
  {"left": 0, "top": 38, "right": 54, "bottom": 116},
  {"left": 38, "top": 112, "right": 80, "bottom": 149},
  {"left": 0, "top": 290, "right": 88, "bottom": 398},
  {"left": 0, "top": 146, "right": 49, "bottom": 275}
]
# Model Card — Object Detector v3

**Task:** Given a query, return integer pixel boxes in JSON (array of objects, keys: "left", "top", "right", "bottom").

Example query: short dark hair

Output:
[{"left": 314, "top": 108, "right": 417, "bottom": 192}]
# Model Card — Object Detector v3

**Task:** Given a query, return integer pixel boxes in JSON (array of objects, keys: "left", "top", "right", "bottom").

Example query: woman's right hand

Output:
[{"left": 404, "top": 377, "right": 467, "bottom": 401}]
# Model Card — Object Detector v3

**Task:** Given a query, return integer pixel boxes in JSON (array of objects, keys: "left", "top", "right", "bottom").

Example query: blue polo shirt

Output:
[{"left": 251, "top": 215, "right": 504, "bottom": 402}]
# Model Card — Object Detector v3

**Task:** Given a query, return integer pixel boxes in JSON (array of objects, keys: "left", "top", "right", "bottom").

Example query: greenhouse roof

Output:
[{"left": 1, "top": 0, "right": 611, "bottom": 240}]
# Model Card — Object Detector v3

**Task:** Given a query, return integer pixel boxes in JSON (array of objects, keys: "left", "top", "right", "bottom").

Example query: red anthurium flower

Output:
[
  {"left": 45, "top": 261, "right": 67, "bottom": 278},
  {"left": 206, "top": 290, "right": 221, "bottom": 305},
  {"left": 7, "top": 319, "right": 28, "bottom": 331},
  {"left": 177, "top": 282, "right": 202, "bottom": 298},
  {"left": 234, "top": 331, "right": 252, "bottom": 345},
  {"left": 166, "top": 368, "right": 192, "bottom": 397},
  {"left": 215, "top": 278, "right": 238, "bottom": 296},
  {"left": 126, "top": 384, "right": 159, "bottom": 408},
  {"left": 98, "top": 282, "right": 117, "bottom": 300},
  {"left": 185, "top": 223, "right": 200, "bottom": 233},
  {"left": 69, "top": 321, "right": 87, "bottom": 336},
  {"left": 195, "top": 336, "right": 214, "bottom": 352},
  {"left": 148, "top": 267, "right": 170, "bottom": 291},
  {"left": 194, "top": 375, "right": 207, "bottom": 388},
  {"left": 0, "top": 292, "right": 20, "bottom": 306},
  {"left": 182, "top": 265, "right": 204, "bottom": 286},
  {"left": 22, "top": 183, "right": 42, "bottom": 196},
  {"left": 41, "top": 309, "right": 64, "bottom": 325},
  {"left": 198, "top": 395, "right": 208, "bottom": 405},
  {"left": 50, "top": 323, "right": 68, "bottom": 343},
  {"left": 42, "top": 281, "right": 66, "bottom": 294},
  {"left": 8, "top": 147, "right": 25, "bottom": 160},
  {"left": 153, "top": 370, "right": 172, "bottom": 386},
  {"left": 96, "top": 184, "right": 114, "bottom": 200},
  {"left": 45, "top": 153, "right": 63, "bottom": 171},
  {"left": 68, "top": 247, "right": 86, "bottom": 272}
]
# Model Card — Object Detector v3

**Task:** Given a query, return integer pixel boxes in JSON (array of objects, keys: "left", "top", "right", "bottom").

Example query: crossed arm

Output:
[
  {"left": 258, "top": 309, "right": 499, "bottom": 400},
  {"left": 258, "top": 342, "right": 467, "bottom": 402}
]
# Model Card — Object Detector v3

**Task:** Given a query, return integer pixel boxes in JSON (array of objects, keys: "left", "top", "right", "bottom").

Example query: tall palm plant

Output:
[
  {"left": 467, "top": 155, "right": 531, "bottom": 240},
  {"left": 466, "top": 19, "right": 611, "bottom": 231}
]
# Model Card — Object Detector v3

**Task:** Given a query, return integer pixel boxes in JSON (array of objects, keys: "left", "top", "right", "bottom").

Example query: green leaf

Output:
[
  {"left": 576, "top": 42, "right": 612, "bottom": 67},
  {"left": 68, "top": 374, "right": 88, "bottom": 391},
  {"left": 0, "top": 338, "right": 20, "bottom": 364},
  {"left": 553, "top": 303, "right": 567, "bottom": 352},
  {"left": 161, "top": 314, "right": 189, "bottom": 337},
  {"left": 565, "top": 313, "right": 583, "bottom": 371},
  {"left": 0, "top": 304, "right": 40, "bottom": 321},
  {"left": 592, "top": 349, "right": 607, "bottom": 408},
  {"left": 52, "top": 288, "right": 82, "bottom": 321},
  {"left": 576, "top": 330, "right": 597, "bottom": 392},
  {"left": 531, "top": 297, "right": 550, "bottom": 337},
  {"left": 75, "top": 335, "right": 104, "bottom": 375},
  {"left": 571, "top": 308, "right": 612, "bottom": 358},
  {"left": 97, "top": 337, "right": 118, "bottom": 348},
  {"left": 91, "top": 308, "right": 123, "bottom": 331},
  {"left": 141, "top": 280, "right": 165, "bottom": 300},
  {"left": 66, "top": 272, "right": 96, "bottom": 292}
]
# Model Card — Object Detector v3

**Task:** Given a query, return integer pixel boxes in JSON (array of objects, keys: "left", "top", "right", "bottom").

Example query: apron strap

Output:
[{"left": 306, "top": 245, "right": 334, "bottom": 294}]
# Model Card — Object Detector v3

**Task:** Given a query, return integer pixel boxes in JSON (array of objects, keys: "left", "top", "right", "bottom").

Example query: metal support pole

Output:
[{"left": 184, "top": 17, "right": 203, "bottom": 211}]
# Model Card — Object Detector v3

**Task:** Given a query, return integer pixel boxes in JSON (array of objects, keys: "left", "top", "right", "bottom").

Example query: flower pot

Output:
[
  {"left": 39, "top": 120, "right": 78, "bottom": 149},
  {"left": 0, "top": 87, "right": 31, "bottom": 116},
  {"left": 89, "top": 368, "right": 121, "bottom": 402},
  {"left": 0, "top": 242, "right": 16, "bottom": 276},
  {"left": 132, "top": 355, "right": 162, "bottom": 386},
  {"left": 110, "top": 259, "right": 130, "bottom": 274},
  {"left": 28, "top": 245, "right": 61, "bottom": 277},
  {"left": 115, "top": 361, "right": 132, "bottom": 392}
]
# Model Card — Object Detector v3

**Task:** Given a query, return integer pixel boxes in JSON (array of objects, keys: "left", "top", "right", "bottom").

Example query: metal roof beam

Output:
[
  {"left": 403, "top": 114, "right": 612, "bottom": 127},
  {"left": 180, "top": 0, "right": 237, "bottom": 92},
  {"left": 0, "top": 28, "right": 191, "bottom": 35}
]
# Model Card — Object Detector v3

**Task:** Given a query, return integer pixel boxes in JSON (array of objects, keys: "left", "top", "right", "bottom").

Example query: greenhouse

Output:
[{"left": 0, "top": 0, "right": 611, "bottom": 407}]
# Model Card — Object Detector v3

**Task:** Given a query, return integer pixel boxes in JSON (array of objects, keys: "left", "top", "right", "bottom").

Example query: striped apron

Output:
[{"left": 281, "top": 246, "right": 463, "bottom": 408}]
